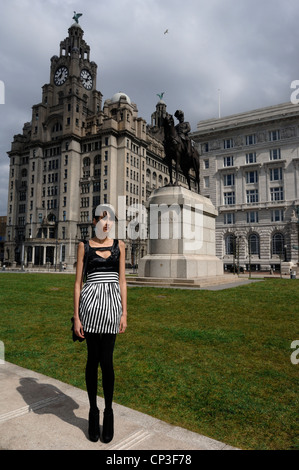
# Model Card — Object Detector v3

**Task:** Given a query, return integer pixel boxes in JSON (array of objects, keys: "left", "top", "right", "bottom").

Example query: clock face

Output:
[
  {"left": 80, "top": 69, "right": 93, "bottom": 90},
  {"left": 54, "top": 66, "right": 69, "bottom": 86}
]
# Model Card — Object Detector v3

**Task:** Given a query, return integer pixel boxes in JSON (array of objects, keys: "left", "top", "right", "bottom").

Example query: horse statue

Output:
[{"left": 163, "top": 112, "right": 200, "bottom": 193}]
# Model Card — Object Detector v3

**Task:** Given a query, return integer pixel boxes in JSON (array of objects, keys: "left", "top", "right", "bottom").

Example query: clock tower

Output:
[{"left": 38, "top": 21, "right": 102, "bottom": 140}]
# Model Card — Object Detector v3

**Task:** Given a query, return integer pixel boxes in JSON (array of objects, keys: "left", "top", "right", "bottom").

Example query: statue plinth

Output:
[{"left": 138, "top": 186, "right": 223, "bottom": 279}]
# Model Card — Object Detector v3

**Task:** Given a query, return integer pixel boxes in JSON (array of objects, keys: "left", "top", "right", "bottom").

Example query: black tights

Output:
[{"left": 85, "top": 332, "right": 116, "bottom": 412}]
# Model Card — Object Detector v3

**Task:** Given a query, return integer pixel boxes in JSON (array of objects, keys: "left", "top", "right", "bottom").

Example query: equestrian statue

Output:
[{"left": 163, "top": 110, "right": 200, "bottom": 193}]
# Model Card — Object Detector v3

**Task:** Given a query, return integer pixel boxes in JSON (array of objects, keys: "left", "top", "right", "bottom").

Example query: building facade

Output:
[
  {"left": 5, "top": 22, "right": 191, "bottom": 270},
  {"left": 193, "top": 102, "right": 299, "bottom": 273}
]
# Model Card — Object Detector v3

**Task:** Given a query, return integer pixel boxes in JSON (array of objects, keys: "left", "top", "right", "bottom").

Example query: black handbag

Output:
[{"left": 71, "top": 240, "right": 89, "bottom": 342}]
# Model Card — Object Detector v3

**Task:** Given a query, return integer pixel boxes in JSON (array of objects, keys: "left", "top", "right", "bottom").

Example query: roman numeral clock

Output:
[
  {"left": 80, "top": 68, "right": 93, "bottom": 90},
  {"left": 54, "top": 66, "right": 69, "bottom": 86}
]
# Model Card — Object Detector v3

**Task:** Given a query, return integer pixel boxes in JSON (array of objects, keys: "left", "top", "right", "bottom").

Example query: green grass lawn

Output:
[{"left": 0, "top": 273, "right": 298, "bottom": 450}]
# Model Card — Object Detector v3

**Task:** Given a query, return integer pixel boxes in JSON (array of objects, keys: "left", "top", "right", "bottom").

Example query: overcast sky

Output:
[{"left": 1, "top": 0, "right": 298, "bottom": 215}]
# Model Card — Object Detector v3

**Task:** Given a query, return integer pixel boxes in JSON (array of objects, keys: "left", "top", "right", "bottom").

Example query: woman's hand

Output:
[
  {"left": 74, "top": 317, "right": 85, "bottom": 339},
  {"left": 119, "top": 314, "right": 127, "bottom": 334}
]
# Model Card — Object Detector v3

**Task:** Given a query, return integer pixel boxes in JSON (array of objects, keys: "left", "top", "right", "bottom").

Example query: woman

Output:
[{"left": 73, "top": 206, "right": 127, "bottom": 443}]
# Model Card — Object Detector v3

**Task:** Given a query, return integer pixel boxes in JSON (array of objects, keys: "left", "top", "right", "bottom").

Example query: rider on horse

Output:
[{"left": 174, "top": 110, "right": 193, "bottom": 156}]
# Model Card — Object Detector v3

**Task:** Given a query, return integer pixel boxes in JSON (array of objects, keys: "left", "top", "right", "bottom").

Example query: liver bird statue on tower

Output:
[{"left": 73, "top": 12, "right": 83, "bottom": 24}]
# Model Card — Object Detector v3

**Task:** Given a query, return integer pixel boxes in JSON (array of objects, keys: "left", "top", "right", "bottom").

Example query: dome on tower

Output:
[{"left": 111, "top": 92, "right": 131, "bottom": 105}]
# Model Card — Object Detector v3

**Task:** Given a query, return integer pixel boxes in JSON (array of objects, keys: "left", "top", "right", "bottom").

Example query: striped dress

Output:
[{"left": 79, "top": 239, "right": 123, "bottom": 334}]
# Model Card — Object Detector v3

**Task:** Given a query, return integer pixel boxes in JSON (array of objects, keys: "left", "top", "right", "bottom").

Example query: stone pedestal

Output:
[{"left": 138, "top": 186, "right": 223, "bottom": 279}]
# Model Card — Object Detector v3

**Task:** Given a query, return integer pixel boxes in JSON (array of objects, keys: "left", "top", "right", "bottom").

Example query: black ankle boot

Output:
[
  {"left": 88, "top": 408, "right": 100, "bottom": 442},
  {"left": 102, "top": 409, "right": 114, "bottom": 443}
]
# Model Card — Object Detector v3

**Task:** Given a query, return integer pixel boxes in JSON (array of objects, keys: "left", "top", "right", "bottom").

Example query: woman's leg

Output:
[
  {"left": 85, "top": 332, "right": 102, "bottom": 441},
  {"left": 98, "top": 333, "right": 116, "bottom": 410},
  {"left": 99, "top": 333, "right": 116, "bottom": 443},
  {"left": 85, "top": 332, "right": 101, "bottom": 411}
]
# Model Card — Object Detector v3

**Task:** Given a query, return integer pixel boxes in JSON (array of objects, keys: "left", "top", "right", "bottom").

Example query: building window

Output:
[
  {"left": 246, "top": 153, "right": 257, "bottom": 164},
  {"left": 224, "top": 156, "right": 234, "bottom": 167},
  {"left": 224, "top": 191, "right": 235, "bottom": 205},
  {"left": 224, "top": 213, "right": 235, "bottom": 225},
  {"left": 248, "top": 234, "right": 260, "bottom": 256},
  {"left": 81, "top": 197, "right": 89, "bottom": 208},
  {"left": 204, "top": 176, "right": 210, "bottom": 188},
  {"left": 19, "top": 191, "right": 26, "bottom": 201},
  {"left": 270, "top": 187, "right": 284, "bottom": 201},
  {"left": 224, "top": 139, "right": 233, "bottom": 149},
  {"left": 93, "top": 196, "right": 100, "bottom": 206},
  {"left": 94, "top": 155, "right": 101, "bottom": 165},
  {"left": 80, "top": 211, "right": 89, "bottom": 223},
  {"left": 83, "top": 157, "right": 91, "bottom": 167},
  {"left": 270, "top": 168, "right": 283, "bottom": 181},
  {"left": 271, "top": 209, "right": 284, "bottom": 222},
  {"left": 62, "top": 245, "right": 66, "bottom": 262},
  {"left": 224, "top": 174, "right": 235, "bottom": 186},
  {"left": 93, "top": 181, "right": 100, "bottom": 192},
  {"left": 80, "top": 226, "right": 89, "bottom": 239},
  {"left": 246, "top": 134, "right": 256, "bottom": 145},
  {"left": 270, "top": 149, "right": 281, "bottom": 160},
  {"left": 246, "top": 189, "right": 259, "bottom": 203},
  {"left": 269, "top": 130, "right": 280, "bottom": 141},
  {"left": 272, "top": 233, "right": 284, "bottom": 255},
  {"left": 247, "top": 211, "right": 259, "bottom": 223},
  {"left": 225, "top": 234, "right": 235, "bottom": 255},
  {"left": 81, "top": 183, "right": 90, "bottom": 194},
  {"left": 204, "top": 159, "right": 209, "bottom": 169},
  {"left": 246, "top": 171, "right": 258, "bottom": 184}
]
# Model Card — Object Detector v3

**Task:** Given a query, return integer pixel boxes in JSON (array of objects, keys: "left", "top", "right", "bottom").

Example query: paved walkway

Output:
[{"left": 0, "top": 362, "right": 238, "bottom": 451}]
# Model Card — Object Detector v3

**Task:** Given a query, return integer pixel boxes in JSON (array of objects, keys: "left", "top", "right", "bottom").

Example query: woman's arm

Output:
[
  {"left": 73, "top": 241, "right": 85, "bottom": 339},
  {"left": 118, "top": 240, "right": 127, "bottom": 334}
]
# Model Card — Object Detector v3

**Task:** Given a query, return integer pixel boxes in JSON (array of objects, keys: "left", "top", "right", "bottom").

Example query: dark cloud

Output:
[{"left": 1, "top": 0, "right": 298, "bottom": 215}]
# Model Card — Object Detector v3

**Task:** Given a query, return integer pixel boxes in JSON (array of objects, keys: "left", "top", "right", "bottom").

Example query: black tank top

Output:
[{"left": 86, "top": 239, "right": 120, "bottom": 275}]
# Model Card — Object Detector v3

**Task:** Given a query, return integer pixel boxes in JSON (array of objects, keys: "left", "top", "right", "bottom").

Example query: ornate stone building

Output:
[
  {"left": 192, "top": 102, "right": 299, "bottom": 273},
  {"left": 4, "top": 22, "right": 191, "bottom": 270}
]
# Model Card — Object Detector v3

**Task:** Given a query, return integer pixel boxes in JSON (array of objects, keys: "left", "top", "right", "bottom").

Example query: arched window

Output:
[
  {"left": 248, "top": 234, "right": 260, "bottom": 256},
  {"left": 225, "top": 234, "right": 235, "bottom": 255},
  {"left": 272, "top": 233, "right": 284, "bottom": 255}
]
